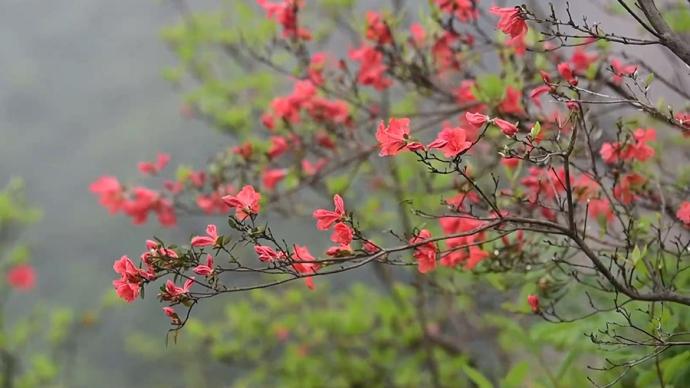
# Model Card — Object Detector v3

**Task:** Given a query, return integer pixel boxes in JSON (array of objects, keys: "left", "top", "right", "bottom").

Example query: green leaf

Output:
[
  {"left": 501, "top": 360, "right": 529, "bottom": 388},
  {"left": 462, "top": 364, "right": 494, "bottom": 388},
  {"left": 530, "top": 121, "right": 542, "bottom": 139}
]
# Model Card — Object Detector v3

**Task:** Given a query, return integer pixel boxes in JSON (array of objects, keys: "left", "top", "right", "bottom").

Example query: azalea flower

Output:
[
  {"left": 191, "top": 224, "right": 220, "bottom": 248},
  {"left": 493, "top": 118, "right": 519, "bottom": 137},
  {"left": 410, "top": 229, "right": 437, "bottom": 273},
  {"left": 490, "top": 6, "right": 527, "bottom": 38},
  {"left": 376, "top": 118, "right": 423, "bottom": 156},
  {"left": 588, "top": 198, "right": 614, "bottom": 223},
  {"left": 676, "top": 201, "right": 690, "bottom": 226},
  {"left": 365, "top": 11, "right": 392, "bottom": 44},
  {"left": 465, "top": 111, "right": 489, "bottom": 127},
  {"left": 527, "top": 294, "right": 540, "bottom": 313},
  {"left": 255, "top": 245, "right": 285, "bottom": 262},
  {"left": 7, "top": 264, "right": 36, "bottom": 291},
  {"left": 90, "top": 176, "right": 124, "bottom": 214},
  {"left": 292, "top": 245, "right": 319, "bottom": 289},
  {"left": 138, "top": 153, "right": 171, "bottom": 175},
  {"left": 313, "top": 194, "right": 346, "bottom": 230},
  {"left": 427, "top": 126, "right": 473, "bottom": 157},
  {"left": 262, "top": 168, "right": 288, "bottom": 191},
  {"left": 331, "top": 222, "right": 354, "bottom": 245},
  {"left": 193, "top": 254, "right": 215, "bottom": 276},
  {"left": 223, "top": 185, "right": 261, "bottom": 220}
]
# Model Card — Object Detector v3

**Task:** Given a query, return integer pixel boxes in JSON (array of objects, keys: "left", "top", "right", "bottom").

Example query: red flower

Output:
[
  {"left": 365, "top": 11, "right": 392, "bottom": 44},
  {"left": 138, "top": 153, "right": 171, "bottom": 176},
  {"left": 434, "top": 0, "right": 479, "bottom": 21},
  {"left": 7, "top": 264, "right": 36, "bottom": 291},
  {"left": 499, "top": 86, "right": 526, "bottom": 116},
  {"left": 312, "top": 194, "right": 346, "bottom": 230},
  {"left": 193, "top": 254, "right": 215, "bottom": 277},
  {"left": 410, "top": 229, "right": 437, "bottom": 274},
  {"left": 529, "top": 85, "right": 551, "bottom": 108},
  {"left": 262, "top": 168, "right": 288, "bottom": 191},
  {"left": 465, "top": 111, "right": 489, "bottom": 127},
  {"left": 494, "top": 118, "right": 519, "bottom": 137},
  {"left": 557, "top": 62, "right": 577, "bottom": 86},
  {"left": 331, "top": 222, "right": 354, "bottom": 245},
  {"left": 255, "top": 245, "right": 284, "bottom": 262},
  {"left": 613, "top": 173, "right": 646, "bottom": 205},
  {"left": 527, "top": 294, "right": 540, "bottom": 313},
  {"left": 588, "top": 198, "right": 614, "bottom": 224},
  {"left": 610, "top": 58, "right": 637, "bottom": 85},
  {"left": 409, "top": 23, "right": 426, "bottom": 47},
  {"left": 427, "top": 126, "right": 473, "bottom": 157},
  {"left": 163, "top": 278, "right": 194, "bottom": 300},
  {"left": 267, "top": 136, "right": 289, "bottom": 159},
  {"left": 308, "top": 52, "right": 327, "bottom": 85},
  {"left": 490, "top": 6, "right": 527, "bottom": 38},
  {"left": 256, "top": 0, "right": 311, "bottom": 40},
  {"left": 571, "top": 48, "right": 597, "bottom": 72},
  {"left": 90, "top": 176, "right": 124, "bottom": 214},
  {"left": 112, "top": 255, "right": 146, "bottom": 303},
  {"left": 349, "top": 45, "right": 391, "bottom": 90},
  {"left": 464, "top": 246, "right": 489, "bottom": 270},
  {"left": 222, "top": 185, "right": 261, "bottom": 220},
  {"left": 376, "top": 118, "right": 422, "bottom": 156},
  {"left": 292, "top": 245, "right": 319, "bottom": 290},
  {"left": 676, "top": 201, "right": 690, "bottom": 226},
  {"left": 191, "top": 224, "right": 220, "bottom": 248}
]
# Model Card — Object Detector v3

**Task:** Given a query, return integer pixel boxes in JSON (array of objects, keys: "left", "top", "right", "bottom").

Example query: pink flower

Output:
[
  {"left": 409, "top": 23, "right": 426, "bottom": 46},
  {"left": 676, "top": 201, "right": 690, "bottom": 225},
  {"left": 529, "top": 85, "right": 551, "bottom": 107},
  {"left": 292, "top": 245, "right": 319, "bottom": 290},
  {"left": 499, "top": 86, "right": 526, "bottom": 116},
  {"left": 233, "top": 142, "right": 254, "bottom": 160},
  {"left": 465, "top": 111, "right": 489, "bottom": 127},
  {"left": 434, "top": 0, "right": 479, "bottom": 22},
  {"left": 363, "top": 240, "right": 380, "bottom": 254},
  {"left": 7, "top": 264, "right": 36, "bottom": 291},
  {"left": 410, "top": 229, "right": 437, "bottom": 274},
  {"left": 440, "top": 250, "right": 466, "bottom": 268},
  {"left": 588, "top": 198, "right": 614, "bottom": 223},
  {"left": 193, "top": 254, "right": 215, "bottom": 276},
  {"left": 349, "top": 44, "right": 391, "bottom": 90},
  {"left": 610, "top": 58, "right": 637, "bottom": 85},
  {"left": 90, "top": 176, "right": 124, "bottom": 214},
  {"left": 222, "top": 185, "right": 261, "bottom": 220},
  {"left": 464, "top": 246, "right": 489, "bottom": 270},
  {"left": 427, "top": 126, "right": 473, "bottom": 157},
  {"left": 376, "top": 118, "right": 423, "bottom": 156},
  {"left": 312, "top": 194, "right": 346, "bottom": 230},
  {"left": 112, "top": 255, "right": 144, "bottom": 303},
  {"left": 557, "top": 62, "right": 577, "bottom": 86},
  {"left": 527, "top": 294, "right": 540, "bottom": 313},
  {"left": 613, "top": 173, "right": 646, "bottom": 205},
  {"left": 267, "top": 136, "right": 289, "bottom": 159},
  {"left": 138, "top": 153, "right": 171, "bottom": 175},
  {"left": 262, "top": 168, "right": 288, "bottom": 191},
  {"left": 255, "top": 245, "right": 284, "bottom": 262},
  {"left": 494, "top": 118, "right": 519, "bottom": 137},
  {"left": 302, "top": 158, "right": 328, "bottom": 176},
  {"left": 163, "top": 306, "right": 176, "bottom": 318},
  {"left": 331, "top": 222, "right": 354, "bottom": 245},
  {"left": 164, "top": 278, "right": 194, "bottom": 300},
  {"left": 191, "top": 224, "right": 220, "bottom": 247},
  {"left": 326, "top": 244, "right": 353, "bottom": 257},
  {"left": 365, "top": 11, "right": 392, "bottom": 44},
  {"left": 490, "top": 6, "right": 527, "bottom": 38},
  {"left": 308, "top": 52, "right": 327, "bottom": 85},
  {"left": 571, "top": 48, "right": 597, "bottom": 72},
  {"left": 256, "top": 0, "right": 311, "bottom": 40}
]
